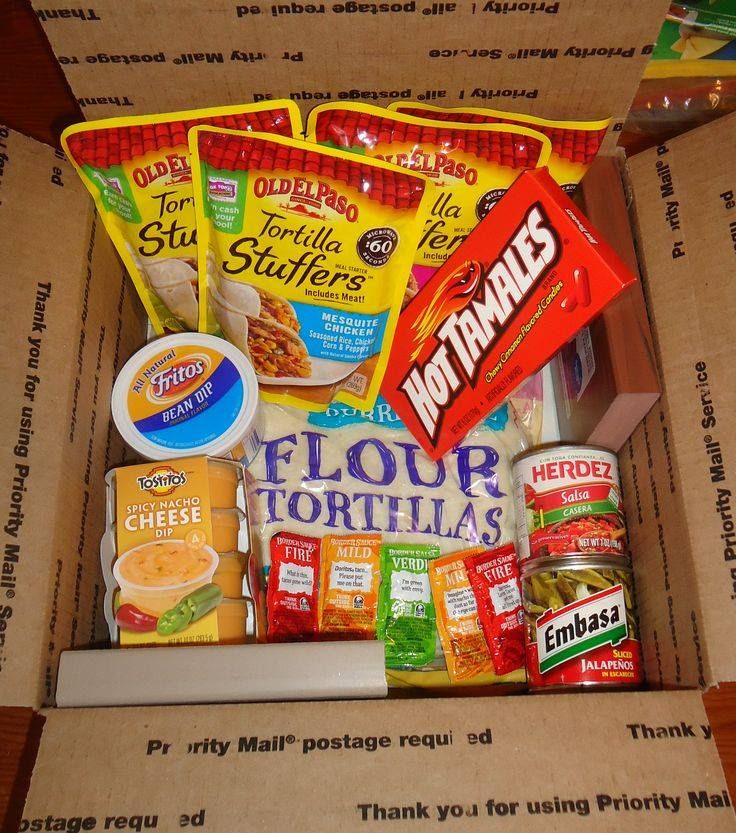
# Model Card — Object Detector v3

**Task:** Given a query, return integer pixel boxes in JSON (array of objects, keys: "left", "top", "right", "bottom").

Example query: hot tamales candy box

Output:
[{"left": 382, "top": 168, "right": 638, "bottom": 459}]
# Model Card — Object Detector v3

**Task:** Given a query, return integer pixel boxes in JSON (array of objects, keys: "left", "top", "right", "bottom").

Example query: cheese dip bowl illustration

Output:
[{"left": 113, "top": 540, "right": 219, "bottom": 617}]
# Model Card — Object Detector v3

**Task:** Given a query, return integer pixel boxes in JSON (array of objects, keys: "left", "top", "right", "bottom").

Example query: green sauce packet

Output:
[{"left": 377, "top": 543, "right": 440, "bottom": 669}]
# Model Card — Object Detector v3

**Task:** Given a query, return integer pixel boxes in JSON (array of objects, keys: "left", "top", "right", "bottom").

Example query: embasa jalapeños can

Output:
[
  {"left": 522, "top": 556, "right": 643, "bottom": 691},
  {"left": 512, "top": 444, "right": 626, "bottom": 563}
]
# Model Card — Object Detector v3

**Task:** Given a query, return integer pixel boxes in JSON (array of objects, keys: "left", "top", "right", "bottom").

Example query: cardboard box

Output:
[
  {"left": 2, "top": 3, "right": 736, "bottom": 829},
  {"left": 552, "top": 156, "right": 661, "bottom": 450}
]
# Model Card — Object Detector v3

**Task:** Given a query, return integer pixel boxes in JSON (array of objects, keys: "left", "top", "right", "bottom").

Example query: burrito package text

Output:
[
  {"left": 382, "top": 168, "right": 638, "bottom": 459},
  {"left": 189, "top": 128, "right": 432, "bottom": 412},
  {"left": 464, "top": 544, "right": 525, "bottom": 676},
  {"left": 267, "top": 532, "right": 321, "bottom": 641},
  {"left": 62, "top": 103, "right": 301, "bottom": 334},
  {"left": 306, "top": 103, "right": 551, "bottom": 291},
  {"left": 429, "top": 552, "right": 494, "bottom": 683},
  {"left": 389, "top": 102, "right": 611, "bottom": 194}
]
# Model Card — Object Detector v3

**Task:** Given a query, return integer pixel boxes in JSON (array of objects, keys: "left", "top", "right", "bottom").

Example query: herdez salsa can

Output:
[
  {"left": 512, "top": 444, "right": 626, "bottom": 563},
  {"left": 522, "top": 555, "right": 643, "bottom": 691}
]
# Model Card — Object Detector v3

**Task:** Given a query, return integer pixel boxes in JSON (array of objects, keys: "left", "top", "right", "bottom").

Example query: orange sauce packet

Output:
[
  {"left": 428, "top": 551, "right": 493, "bottom": 682},
  {"left": 319, "top": 534, "right": 382, "bottom": 639}
]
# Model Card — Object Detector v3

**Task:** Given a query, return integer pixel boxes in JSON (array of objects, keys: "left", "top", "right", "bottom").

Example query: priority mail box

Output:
[{"left": 1, "top": 2, "right": 735, "bottom": 830}]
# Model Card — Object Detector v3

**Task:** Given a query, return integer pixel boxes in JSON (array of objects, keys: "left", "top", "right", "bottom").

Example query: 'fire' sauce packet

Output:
[
  {"left": 388, "top": 101, "right": 610, "bottom": 195},
  {"left": 267, "top": 531, "right": 321, "bottom": 642},
  {"left": 377, "top": 542, "right": 440, "bottom": 668},
  {"left": 428, "top": 552, "right": 493, "bottom": 683},
  {"left": 464, "top": 544, "right": 525, "bottom": 676},
  {"left": 189, "top": 128, "right": 432, "bottom": 412},
  {"left": 62, "top": 102, "right": 301, "bottom": 334},
  {"left": 319, "top": 534, "right": 382, "bottom": 638},
  {"left": 306, "top": 102, "right": 551, "bottom": 290}
]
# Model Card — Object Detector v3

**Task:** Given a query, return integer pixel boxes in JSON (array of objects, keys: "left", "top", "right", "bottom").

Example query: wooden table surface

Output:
[{"left": 1, "top": 2, "right": 735, "bottom": 831}]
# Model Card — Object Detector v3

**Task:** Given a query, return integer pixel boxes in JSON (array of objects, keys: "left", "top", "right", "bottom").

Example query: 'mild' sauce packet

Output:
[
  {"left": 429, "top": 552, "right": 493, "bottom": 683},
  {"left": 189, "top": 128, "right": 432, "bottom": 412},
  {"left": 62, "top": 103, "right": 300, "bottom": 334},
  {"left": 377, "top": 542, "right": 440, "bottom": 668},
  {"left": 319, "top": 534, "right": 382, "bottom": 639}
]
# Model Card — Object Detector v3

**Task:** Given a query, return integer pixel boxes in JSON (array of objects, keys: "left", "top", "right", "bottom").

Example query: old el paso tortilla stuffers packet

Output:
[
  {"left": 189, "top": 128, "right": 432, "bottom": 412},
  {"left": 382, "top": 168, "right": 638, "bottom": 460},
  {"left": 388, "top": 102, "right": 610, "bottom": 194},
  {"left": 319, "top": 534, "right": 382, "bottom": 638},
  {"left": 306, "top": 102, "right": 551, "bottom": 289},
  {"left": 62, "top": 102, "right": 301, "bottom": 334},
  {"left": 429, "top": 552, "right": 493, "bottom": 682},
  {"left": 106, "top": 457, "right": 234, "bottom": 647}
]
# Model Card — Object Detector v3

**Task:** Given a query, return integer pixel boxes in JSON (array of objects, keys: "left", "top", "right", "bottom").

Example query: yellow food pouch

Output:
[
  {"left": 61, "top": 102, "right": 301, "bottom": 334},
  {"left": 306, "top": 102, "right": 551, "bottom": 290},
  {"left": 429, "top": 551, "right": 494, "bottom": 683},
  {"left": 319, "top": 534, "right": 382, "bottom": 638},
  {"left": 388, "top": 101, "right": 611, "bottom": 195},
  {"left": 189, "top": 128, "right": 432, "bottom": 411}
]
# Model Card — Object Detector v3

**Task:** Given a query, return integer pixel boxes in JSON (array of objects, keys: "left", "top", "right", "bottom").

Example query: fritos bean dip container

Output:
[
  {"left": 112, "top": 333, "right": 262, "bottom": 467},
  {"left": 522, "top": 555, "right": 643, "bottom": 691},
  {"left": 512, "top": 444, "right": 626, "bottom": 563}
]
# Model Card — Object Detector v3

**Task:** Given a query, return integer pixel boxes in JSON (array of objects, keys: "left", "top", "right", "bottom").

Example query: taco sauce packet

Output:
[
  {"left": 319, "top": 534, "right": 382, "bottom": 638},
  {"left": 464, "top": 544, "right": 525, "bottom": 676},
  {"left": 267, "top": 531, "right": 321, "bottom": 642},
  {"left": 377, "top": 542, "right": 440, "bottom": 668},
  {"left": 62, "top": 103, "right": 301, "bottom": 334},
  {"left": 306, "top": 102, "right": 551, "bottom": 291},
  {"left": 189, "top": 127, "right": 432, "bottom": 412},
  {"left": 388, "top": 101, "right": 610, "bottom": 195},
  {"left": 429, "top": 552, "right": 493, "bottom": 683}
]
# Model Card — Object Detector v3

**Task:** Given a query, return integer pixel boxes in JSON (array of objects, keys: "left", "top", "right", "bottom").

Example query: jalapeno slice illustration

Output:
[{"left": 156, "top": 583, "right": 224, "bottom": 636}]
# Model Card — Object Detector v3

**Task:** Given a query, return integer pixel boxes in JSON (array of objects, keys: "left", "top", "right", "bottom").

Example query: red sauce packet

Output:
[
  {"left": 464, "top": 544, "right": 525, "bottom": 676},
  {"left": 267, "top": 532, "right": 321, "bottom": 642}
]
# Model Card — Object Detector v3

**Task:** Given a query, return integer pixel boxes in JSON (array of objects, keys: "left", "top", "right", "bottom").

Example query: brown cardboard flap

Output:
[
  {"left": 0, "top": 127, "right": 145, "bottom": 709},
  {"left": 22, "top": 691, "right": 735, "bottom": 831},
  {"left": 33, "top": 0, "right": 668, "bottom": 132},
  {"left": 623, "top": 113, "right": 736, "bottom": 688}
]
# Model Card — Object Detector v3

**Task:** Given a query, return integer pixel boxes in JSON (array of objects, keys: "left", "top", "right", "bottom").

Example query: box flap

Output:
[
  {"left": 55, "top": 642, "right": 388, "bottom": 706},
  {"left": 622, "top": 113, "right": 736, "bottom": 688},
  {"left": 0, "top": 127, "right": 145, "bottom": 709},
  {"left": 34, "top": 0, "right": 667, "bottom": 134},
  {"left": 22, "top": 691, "right": 735, "bottom": 830}
]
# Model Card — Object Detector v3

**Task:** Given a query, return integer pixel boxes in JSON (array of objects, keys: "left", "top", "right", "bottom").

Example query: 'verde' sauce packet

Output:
[
  {"left": 62, "top": 103, "right": 301, "bottom": 334},
  {"left": 319, "top": 534, "right": 382, "bottom": 638},
  {"left": 189, "top": 127, "right": 432, "bottom": 412},
  {"left": 389, "top": 101, "right": 610, "bottom": 195},
  {"left": 377, "top": 542, "right": 440, "bottom": 668},
  {"left": 267, "top": 531, "right": 321, "bottom": 641},
  {"left": 306, "top": 102, "right": 551, "bottom": 292},
  {"left": 429, "top": 552, "right": 493, "bottom": 682},
  {"left": 464, "top": 544, "right": 525, "bottom": 676},
  {"left": 381, "top": 168, "right": 638, "bottom": 459}
]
